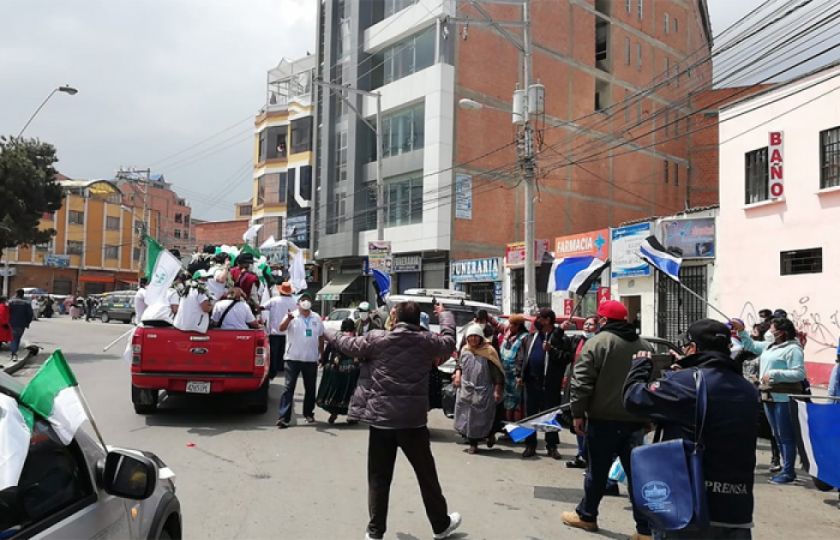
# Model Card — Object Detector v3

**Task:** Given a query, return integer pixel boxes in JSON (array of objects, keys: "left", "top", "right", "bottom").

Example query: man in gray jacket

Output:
[
  {"left": 328, "top": 301, "right": 462, "bottom": 540},
  {"left": 562, "top": 300, "right": 653, "bottom": 540}
]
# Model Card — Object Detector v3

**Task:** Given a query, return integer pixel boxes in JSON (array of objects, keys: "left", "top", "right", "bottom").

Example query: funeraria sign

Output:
[{"left": 450, "top": 257, "right": 502, "bottom": 283}]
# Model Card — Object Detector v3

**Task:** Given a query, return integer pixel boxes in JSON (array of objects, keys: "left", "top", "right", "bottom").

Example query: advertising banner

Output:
[
  {"left": 505, "top": 240, "right": 550, "bottom": 267},
  {"left": 662, "top": 218, "right": 715, "bottom": 258},
  {"left": 368, "top": 241, "right": 392, "bottom": 274},
  {"left": 455, "top": 174, "right": 472, "bottom": 220},
  {"left": 611, "top": 223, "right": 651, "bottom": 278}
]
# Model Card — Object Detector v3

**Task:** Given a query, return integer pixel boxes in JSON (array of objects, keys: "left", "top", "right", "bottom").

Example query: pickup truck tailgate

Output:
[{"left": 139, "top": 329, "right": 259, "bottom": 374}]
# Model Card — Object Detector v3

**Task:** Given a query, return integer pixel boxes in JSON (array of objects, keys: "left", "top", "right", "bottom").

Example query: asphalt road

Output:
[{"left": 11, "top": 316, "right": 840, "bottom": 539}]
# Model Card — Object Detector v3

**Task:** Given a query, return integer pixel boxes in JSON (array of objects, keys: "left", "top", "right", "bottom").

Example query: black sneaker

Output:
[
  {"left": 769, "top": 462, "right": 782, "bottom": 474},
  {"left": 304, "top": 416, "right": 316, "bottom": 424},
  {"left": 276, "top": 419, "right": 289, "bottom": 429},
  {"left": 566, "top": 456, "right": 587, "bottom": 469}
]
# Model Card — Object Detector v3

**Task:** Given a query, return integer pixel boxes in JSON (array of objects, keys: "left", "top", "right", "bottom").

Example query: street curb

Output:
[{"left": 2, "top": 344, "right": 41, "bottom": 375}]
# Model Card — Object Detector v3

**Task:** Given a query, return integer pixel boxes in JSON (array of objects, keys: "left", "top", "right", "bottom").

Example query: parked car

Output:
[
  {"left": 323, "top": 307, "right": 361, "bottom": 333},
  {"left": 20, "top": 288, "right": 48, "bottom": 302},
  {"left": 96, "top": 291, "right": 136, "bottom": 324},
  {"left": 0, "top": 371, "right": 182, "bottom": 539}
]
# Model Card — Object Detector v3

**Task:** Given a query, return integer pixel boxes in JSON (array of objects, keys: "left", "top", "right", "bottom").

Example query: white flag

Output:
[
  {"left": 259, "top": 235, "right": 276, "bottom": 250},
  {"left": 243, "top": 223, "right": 263, "bottom": 242},
  {"left": 0, "top": 394, "right": 32, "bottom": 491},
  {"left": 289, "top": 244, "right": 307, "bottom": 292},
  {"left": 144, "top": 250, "right": 182, "bottom": 306}
]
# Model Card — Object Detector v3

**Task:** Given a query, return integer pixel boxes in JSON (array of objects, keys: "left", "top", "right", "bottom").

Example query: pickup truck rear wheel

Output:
[
  {"left": 246, "top": 379, "right": 269, "bottom": 414},
  {"left": 132, "top": 385, "right": 158, "bottom": 414}
]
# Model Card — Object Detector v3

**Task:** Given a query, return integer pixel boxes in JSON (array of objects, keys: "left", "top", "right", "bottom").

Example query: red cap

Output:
[{"left": 597, "top": 300, "right": 628, "bottom": 321}]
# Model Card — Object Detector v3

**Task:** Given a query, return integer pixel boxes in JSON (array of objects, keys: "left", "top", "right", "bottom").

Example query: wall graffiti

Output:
[{"left": 739, "top": 297, "right": 840, "bottom": 355}]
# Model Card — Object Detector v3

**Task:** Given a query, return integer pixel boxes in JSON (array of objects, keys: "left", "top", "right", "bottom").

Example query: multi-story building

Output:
[
  {"left": 717, "top": 62, "right": 840, "bottom": 385},
  {"left": 116, "top": 168, "right": 193, "bottom": 256},
  {"left": 250, "top": 55, "right": 316, "bottom": 260},
  {"left": 2, "top": 178, "right": 160, "bottom": 295},
  {"left": 314, "top": 0, "right": 713, "bottom": 308}
]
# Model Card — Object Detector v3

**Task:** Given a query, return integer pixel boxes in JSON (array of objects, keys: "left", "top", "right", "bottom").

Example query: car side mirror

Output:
[{"left": 98, "top": 449, "right": 157, "bottom": 500}]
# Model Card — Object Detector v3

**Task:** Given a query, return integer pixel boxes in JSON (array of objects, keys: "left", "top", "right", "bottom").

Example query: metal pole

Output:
[
  {"left": 522, "top": 0, "right": 537, "bottom": 315},
  {"left": 16, "top": 88, "right": 58, "bottom": 138},
  {"left": 2, "top": 250, "right": 9, "bottom": 296},
  {"left": 376, "top": 94, "right": 384, "bottom": 241}
]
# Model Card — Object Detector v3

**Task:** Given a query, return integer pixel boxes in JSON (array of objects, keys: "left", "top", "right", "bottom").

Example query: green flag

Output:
[
  {"left": 145, "top": 235, "right": 163, "bottom": 279},
  {"left": 18, "top": 350, "right": 87, "bottom": 445},
  {"left": 239, "top": 243, "right": 261, "bottom": 259}
]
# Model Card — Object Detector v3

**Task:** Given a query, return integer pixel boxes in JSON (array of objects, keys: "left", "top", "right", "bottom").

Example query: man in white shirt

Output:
[
  {"left": 211, "top": 289, "right": 261, "bottom": 330},
  {"left": 261, "top": 281, "right": 297, "bottom": 379},
  {"left": 134, "top": 277, "right": 148, "bottom": 322},
  {"left": 174, "top": 272, "right": 212, "bottom": 333},
  {"left": 206, "top": 253, "right": 231, "bottom": 301},
  {"left": 276, "top": 293, "right": 323, "bottom": 428}
]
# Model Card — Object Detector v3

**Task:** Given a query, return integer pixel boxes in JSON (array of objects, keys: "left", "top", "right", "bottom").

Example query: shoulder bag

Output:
[{"left": 630, "top": 369, "right": 709, "bottom": 531}]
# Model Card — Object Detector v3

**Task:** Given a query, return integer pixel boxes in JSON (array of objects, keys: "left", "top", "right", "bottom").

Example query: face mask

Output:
[
  {"left": 299, "top": 300, "right": 312, "bottom": 311},
  {"left": 765, "top": 331, "right": 776, "bottom": 342},
  {"left": 360, "top": 312, "right": 369, "bottom": 321},
  {"left": 583, "top": 332, "right": 595, "bottom": 339}
]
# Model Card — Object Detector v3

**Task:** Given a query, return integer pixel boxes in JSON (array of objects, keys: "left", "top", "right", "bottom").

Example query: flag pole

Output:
[
  {"left": 102, "top": 326, "right": 136, "bottom": 352},
  {"left": 76, "top": 386, "right": 109, "bottom": 450},
  {"left": 650, "top": 263, "right": 731, "bottom": 321}
]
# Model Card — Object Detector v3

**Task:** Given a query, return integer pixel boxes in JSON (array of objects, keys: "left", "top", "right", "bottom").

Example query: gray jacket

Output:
[{"left": 330, "top": 311, "right": 456, "bottom": 429}]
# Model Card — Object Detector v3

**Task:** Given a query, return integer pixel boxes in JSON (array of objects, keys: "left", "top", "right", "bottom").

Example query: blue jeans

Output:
[
  {"left": 576, "top": 433, "right": 586, "bottom": 458},
  {"left": 764, "top": 401, "right": 797, "bottom": 478},
  {"left": 278, "top": 360, "right": 317, "bottom": 422},
  {"left": 10, "top": 327, "right": 25, "bottom": 355},
  {"left": 576, "top": 419, "right": 650, "bottom": 535}
]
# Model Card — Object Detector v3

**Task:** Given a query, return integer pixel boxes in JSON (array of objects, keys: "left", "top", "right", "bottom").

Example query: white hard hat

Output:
[{"left": 464, "top": 323, "right": 485, "bottom": 339}]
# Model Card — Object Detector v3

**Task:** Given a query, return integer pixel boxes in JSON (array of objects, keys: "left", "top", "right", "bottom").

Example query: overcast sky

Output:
[{"left": 0, "top": 0, "right": 818, "bottom": 221}]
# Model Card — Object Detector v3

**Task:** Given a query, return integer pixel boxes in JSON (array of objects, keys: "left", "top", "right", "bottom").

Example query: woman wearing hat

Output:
[
  {"left": 453, "top": 324, "right": 505, "bottom": 454},
  {"left": 499, "top": 314, "right": 529, "bottom": 423}
]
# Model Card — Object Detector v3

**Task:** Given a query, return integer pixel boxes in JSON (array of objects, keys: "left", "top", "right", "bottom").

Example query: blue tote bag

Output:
[{"left": 630, "top": 369, "right": 710, "bottom": 531}]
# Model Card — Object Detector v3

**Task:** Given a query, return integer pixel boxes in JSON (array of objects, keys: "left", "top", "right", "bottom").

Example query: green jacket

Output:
[{"left": 570, "top": 323, "right": 652, "bottom": 422}]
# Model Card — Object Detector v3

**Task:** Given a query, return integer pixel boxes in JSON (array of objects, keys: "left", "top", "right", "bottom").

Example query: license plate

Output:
[{"left": 185, "top": 381, "right": 211, "bottom": 394}]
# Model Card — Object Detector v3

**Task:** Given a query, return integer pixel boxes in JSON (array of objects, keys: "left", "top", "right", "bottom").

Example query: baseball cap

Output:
[
  {"left": 358, "top": 301, "right": 371, "bottom": 312},
  {"left": 685, "top": 319, "right": 731, "bottom": 353},
  {"left": 597, "top": 300, "right": 628, "bottom": 321}
]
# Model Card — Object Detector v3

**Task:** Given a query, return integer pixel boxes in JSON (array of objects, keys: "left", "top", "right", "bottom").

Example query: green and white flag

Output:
[
  {"left": 145, "top": 234, "right": 164, "bottom": 279},
  {"left": 0, "top": 394, "right": 34, "bottom": 491},
  {"left": 19, "top": 350, "right": 88, "bottom": 445}
]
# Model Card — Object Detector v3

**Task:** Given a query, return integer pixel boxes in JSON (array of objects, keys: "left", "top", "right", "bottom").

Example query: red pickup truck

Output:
[{"left": 130, "top": 326, "right": 270, "bottom": 414}]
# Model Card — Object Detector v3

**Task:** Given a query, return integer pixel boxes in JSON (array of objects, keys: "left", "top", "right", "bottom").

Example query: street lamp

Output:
[
  {"left": 458, "top": 98, "right": 484, "bottom": 111},
  {"left": 16, "top": 84, "right": 79, "bottom": 138}
]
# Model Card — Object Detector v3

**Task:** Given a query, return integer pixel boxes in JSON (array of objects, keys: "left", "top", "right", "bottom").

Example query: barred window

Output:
[
  {"left": 745, "top": 147, "right": 769, "bottom": 204},
  {"left": 781, "top": 248, "right": 822, "bottom": 275},
  {"left": 820, "top": 126, "right": 840, "bottom": 189}
]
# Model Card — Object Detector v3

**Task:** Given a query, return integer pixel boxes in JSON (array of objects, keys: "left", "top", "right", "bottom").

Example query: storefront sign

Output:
[
  {"left": 554, "top": 229, "right": 610, "bottom": 260},
  {"left": 493, "top": 281, "right": 503, "bottom": 310},
  {"left": 393, "top": 255, "right": 422, "bottom": 273},
  {"left": 450, "top": 257, "right": 502, "bottom": 283},
  {"left": 611, "top": 223, "right": 651, "bottom": 278},
  {"left": 597, "top": 287, "right": 611, "bottom": 304},
  {"left": 368, "top": 241, "right": 392, "bottom": 273},
  {"left": 455, "top": 174, "right": 472, "bottom": 220},
  {"left": 769, "top": 131, "right": 784, "bottom": 198},
  {"left": 563, "top": 299, "right": 574, "bottom": 316},
  {"left": 505, "top": 240, "right": 550, "bottom": 267},
  {"left": 45, "top": 254, "right": 71, "bottom": 268},
  {"left": 662, "top": 217, "right": 715, "bottom": 258}
]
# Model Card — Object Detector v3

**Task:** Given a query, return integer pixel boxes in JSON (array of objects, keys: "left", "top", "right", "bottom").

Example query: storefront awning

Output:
[{"left": 315, "top": 273, "right": 360, "bottom": 301}]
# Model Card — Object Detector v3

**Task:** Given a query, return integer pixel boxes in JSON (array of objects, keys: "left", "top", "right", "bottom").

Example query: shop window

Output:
[
  {"left": 290, "top": 117, "right": 312, "bottom": 154},
  {"left": 820, "top": 126, "right": 840, "bottom": 188},
  {"left": 104, "top": 245, "right": 119, "bottom": 259},
  {"left": 781, "top": 248, "right": 822, "bottom": 275},
  {"left": 385, "top": 173, "right": 423, "bottom": 227},
  {"left": 68, "top": 211, "right": 84, "bottom": 225},
  {"left": 67, "top": 241, "right": 84, "bottom": 255},
  {"left": 745, "top": 147, "right": 769, "bottom": 204}
]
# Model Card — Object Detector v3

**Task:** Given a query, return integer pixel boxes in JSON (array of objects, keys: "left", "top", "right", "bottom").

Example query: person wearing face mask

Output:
[
  {"left": 732, "top": 317, "right": 805, "bottom": 485},
  {"left": 355, "top": 301, "right": 383, "bottom": 336},
  {"left": 276, "top": 293, "right": 325, "bottom": 428}
]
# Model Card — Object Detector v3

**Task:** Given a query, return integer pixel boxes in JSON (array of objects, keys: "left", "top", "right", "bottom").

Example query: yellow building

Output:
[
  {"left": 2, "top": 178, "right": 160, "bottom": 295},
  {"left": 251, "top": 55, "right": 316, "bottom": 261}
]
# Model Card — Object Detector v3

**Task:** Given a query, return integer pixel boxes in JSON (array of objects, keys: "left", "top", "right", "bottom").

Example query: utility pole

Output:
[
  {"left": 520, "top": 0, "right": 537, "bottom": 315},
  {"left": 313, "top": 79, "right": 384, "bottom": 241}
]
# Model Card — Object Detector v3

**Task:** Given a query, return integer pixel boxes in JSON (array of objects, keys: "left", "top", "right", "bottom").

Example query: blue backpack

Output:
[{"left": 630, "top": 369, "right": 710, "bottom": 531}]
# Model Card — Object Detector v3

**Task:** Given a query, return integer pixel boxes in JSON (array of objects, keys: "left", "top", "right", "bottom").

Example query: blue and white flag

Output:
[
  {"left": 503, "top": 410, "right": 563, "bottom": 443},
  {"left": 371, "top": 269, "right": 391, "bottom": 302},
  {"left": 548, "top": 256, "right": 609, "bottom": 295},
  {"left": 790, "top": 398, "right": 840, "bottom": 488},
  {"left": 639, "top": 235, "right": 682, "bottom": 282}
]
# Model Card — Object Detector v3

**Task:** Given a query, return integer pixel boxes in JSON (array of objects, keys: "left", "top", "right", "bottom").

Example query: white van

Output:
[{"left": 386, "top": 288, "right": 501, "bottom": 331}]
